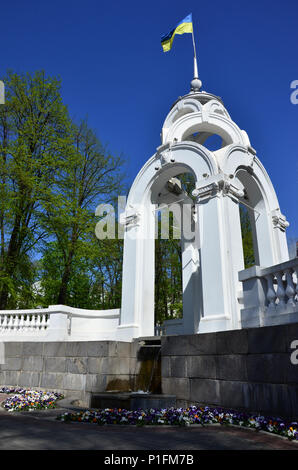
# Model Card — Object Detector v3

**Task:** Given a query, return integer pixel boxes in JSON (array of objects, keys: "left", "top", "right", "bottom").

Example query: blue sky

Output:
[{"left": 1, "top": 0, "right": 298, "bottom": 247}]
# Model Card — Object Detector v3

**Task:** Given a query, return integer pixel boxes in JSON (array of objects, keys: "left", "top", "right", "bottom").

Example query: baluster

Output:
[
  {"left": 24, "top": 314, "right": 31, "bottom": 331},
  {"left": 8, "top": 315, "right": 14, "bottom": 330},
  {"left": 2, "top": 315, "right": 8, "bottom": 331},
  {"left": 37, "top": 314, "right": 42, "bottom": 330},
  {"left": 19, "top": 314, "right": 24, "bottom": 331},
  {"left": 275, "top": 271, "right": 286, "bottom": 308},
  {"left": 285, "top": 268, "right": 296, "bottom": 307},
  {"left": 15, "top": 315, "right": 19, "bottom": 330},
  {"left": 32, "top": 314, "right": 37, "bottom": 330},
  {"left": 0, "top": 314, "right": 3, "bottom": 332},
  {"left": 41, "top": 314, "right": 48, "bottom": 330},
  {"left": 44, "top": 314, "right": 49, "bottom": 330},
  {"left": 265, "top": 274, "right": 276, "bottom": 308}
]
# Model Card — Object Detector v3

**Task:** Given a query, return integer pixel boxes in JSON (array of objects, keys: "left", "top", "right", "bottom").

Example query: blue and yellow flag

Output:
[{"left": 161, "top": 14, "right": 193, "bottom": 52}]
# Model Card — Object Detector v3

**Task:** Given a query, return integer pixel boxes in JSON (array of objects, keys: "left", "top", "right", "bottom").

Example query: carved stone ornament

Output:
[
  {"left": 272, "top": 210, "right": 290, "bottom": 232},
  {"left": 192, "top": 182, "right": 220, "bottom": 199},
  {"left": 119, "top": 206, "right": 140, "bottom": 227}
]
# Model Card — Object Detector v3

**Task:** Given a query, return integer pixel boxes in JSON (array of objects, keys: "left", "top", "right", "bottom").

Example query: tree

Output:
[
  {"left": 0, "top": 70, "right": 72, "bottom": 308},
  {"left": 41, "top": 120, "right": 124, "bottom": 305}
]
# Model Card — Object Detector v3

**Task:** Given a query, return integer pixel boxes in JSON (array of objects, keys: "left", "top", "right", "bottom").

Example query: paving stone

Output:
[
  {"left": 161, "top": 377, "right": 190, "bottom": 400},
  {"left": 216, "top": 329, "right": 248, "bottom": 354},
  {"left": 161, "top": 333, "right": 217, "bottom": 356},
  {"left": 44, "top": 357, "right": 67, "bottom": 373},
  {"left": 23, "top": 343, "right": 44, "bottom": 356},
  {"left": 66, "top": 358, "right": 88, "bottom": 374},
  {"left": 0, "top": 357, "right": 22, "bottom": 371},
  {"left": 86, "top": 341, "right": 109, "bottom": 357},
  {"left": 87, "top": 357, "right": 108, "bottom": 375},
  {"left": 40, "top": 373, "right": 64, "bottom": 389},
  {"left": 22, "top": 356, "right": 43, "bottom": 372},
  {"left": 62, "top": 373, "right": 86, "bottom": 391},
  {"left": 242, "top": 382, "right": 292, "bottom": 417},
  {"left": 108, "top": 342, "right": 131, "bottom": 357},
  {"left": 286, "top": 323, "right": 298, "bottom": 353},
  {"left": 85, "top": 374, "right": 107, "bottom": 392},
  {"left": 187, "top": 355, "right": 217, "bottom": 379},
  {"left": 287, "top": 384, "right": 298, "bottom": 418},
  {"left": 247, "top": 325, "right": 287, "bottom": 354},
  {"left": 65, "top": 342, "right": 88, "bottom": 357},
  {"left": 3, "top": 343, "right": 23, "bottom": 357},
  {"left": 43, "top": 342, "right": 66, "bottom": 357},
  {"left": 18, "top": 372, "right": 40, "bottom": 388},
  {"left": 161, "top": 357, "right": 171, "bottom": 378},
  {"left": 190, "top": 378, "right": 220, "bottom": 405},
  {"left": 216, "top": 355, "right": 247, "bottom": 381},
  {"left": 107, "top": 357, "right": 130, "bottom": 375},
  {"left": 219, "top": 381, "right": 245, "bottom": 409},
  {"left": 2, "top": 370, "right": 19, "bottom": 386},
  {"left": 170, "top": 356, "right": 187, "bottom": 378},
  {"left": 246, "top": 354, "right": 287, "bottom": 383}
]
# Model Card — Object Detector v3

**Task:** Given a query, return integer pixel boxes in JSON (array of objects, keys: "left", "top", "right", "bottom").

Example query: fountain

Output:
[{"left": 90, "top": 337, "right": 176, "bottom": 410}]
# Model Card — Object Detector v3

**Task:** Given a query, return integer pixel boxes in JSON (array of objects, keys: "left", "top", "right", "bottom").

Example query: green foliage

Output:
[
  {"left": 239, "top": 204, "right": 255, "bottom": 268},
  {"left": 0, "top": 70, "right": 124, "bottom": 309},
  {"left": 0, "top": 70, "right": 72, "bottom": 308}
]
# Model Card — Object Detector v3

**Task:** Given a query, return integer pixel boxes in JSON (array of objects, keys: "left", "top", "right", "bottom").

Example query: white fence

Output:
[
  {"left": 239, "top": 258, "right": 298, "bottom": 328},
  {"left": 0, "top": 305, "right": 120, "bottom": 341}
]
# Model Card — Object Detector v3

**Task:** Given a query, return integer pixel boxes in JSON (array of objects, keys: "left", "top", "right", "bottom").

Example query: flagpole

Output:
[{"left": 191, "top": 25, "right": 199, "bottom": 79}]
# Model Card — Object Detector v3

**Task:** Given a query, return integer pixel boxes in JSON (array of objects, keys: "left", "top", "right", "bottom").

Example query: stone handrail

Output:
[
  {"left": 239, "top": 258, "right": 298, "bottom": 328},
  {"left": 0, "top": 305, "right": 120, "bottom": 341}
]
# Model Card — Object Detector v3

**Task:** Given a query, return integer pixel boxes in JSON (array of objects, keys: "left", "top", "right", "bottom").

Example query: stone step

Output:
[{"left": 90, "top": 392, "right": 176, "bottom": 411}]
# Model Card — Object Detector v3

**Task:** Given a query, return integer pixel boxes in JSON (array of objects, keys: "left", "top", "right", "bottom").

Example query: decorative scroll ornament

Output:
[
  {"left": 192, "top": 182, "right": 220, "bottom": 200},
  {"left": 119, "top": 205, "right": 141, "bottom": 227},
  {"left": 192, "top": 177, "right": 244, "bottom": 201},
  {"left": 160, "top": 148, "right": 175, "bottom": 165},
  {"left": 272, "top": 210, "right": 290, "bottom": 232},
  {"left": 222, "top": 180, "right": 245, "bottom": 200}
]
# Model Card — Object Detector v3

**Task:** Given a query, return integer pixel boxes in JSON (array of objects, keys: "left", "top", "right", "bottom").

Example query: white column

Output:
[
  {"left": 194, "top": 176, "right": 244, "bottom": 333},
  {"left": 117, "top": 202, "right": 155, "bottom": 341},
  {"left": 181, "top": 202, "right": 202, "bottom": 334}
]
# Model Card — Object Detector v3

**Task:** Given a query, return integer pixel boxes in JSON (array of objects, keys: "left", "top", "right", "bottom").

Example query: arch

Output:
[
  {"left": 126, "top": 142, "right": 218, "bottom": 208},
  {"left": 221, "top": 145, "right": 289, "bottom": 266},
  {"left": 118, "top": 142, "right": 217, "bottom": 340},
  {"left": 164, "top": 112, "right": 246, "bottom": 147}
]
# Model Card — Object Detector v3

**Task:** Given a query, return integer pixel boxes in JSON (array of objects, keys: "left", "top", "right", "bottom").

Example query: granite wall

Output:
[
  {"left": 1, "top": 323, "right": 298, "bottom": 418},
  {"left": 0, "top": 340, "right": 161, "bottom": 406},
  {"left": 161, "top": 323, "right": 298, "bottom": 419}
]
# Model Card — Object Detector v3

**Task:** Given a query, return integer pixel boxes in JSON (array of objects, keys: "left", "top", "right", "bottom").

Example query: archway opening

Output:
[
  {"left": 153, "top": 172, "right": 196, "bottom": 332},
  {"left": 239, "top": 203, "right": 256, "bottom": 268}
]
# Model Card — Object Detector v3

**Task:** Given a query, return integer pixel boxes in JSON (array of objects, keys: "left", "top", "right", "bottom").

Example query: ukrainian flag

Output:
[{"left": 161, "top": 14, "right": 193, "bottom": 52}]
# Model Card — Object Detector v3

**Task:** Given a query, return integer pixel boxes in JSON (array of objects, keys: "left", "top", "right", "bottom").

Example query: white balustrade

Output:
[
  {"left": 239, "top": 258, "right": 298, "bottom": 328},
  {"left": 0, "top": 311, "right": 49, "bottom": 335},
  {"left": 0, "top": 305, "right": 120, "bottom": 341},
  {"left": 265, "top": 266, "right": 297, "bottom": 310}
]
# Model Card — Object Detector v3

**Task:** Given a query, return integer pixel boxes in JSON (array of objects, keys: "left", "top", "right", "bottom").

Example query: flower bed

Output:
[
  {"left": 57, "top": 405, "right": 298, "bottom": 441},
  {"left": 0, "top": 387, "right": 64, "bottom": 412}
]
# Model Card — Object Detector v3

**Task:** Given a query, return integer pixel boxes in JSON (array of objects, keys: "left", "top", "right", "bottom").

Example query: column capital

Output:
[{"left": 192, "top": 175, "right": 244, "bottom": 202}]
